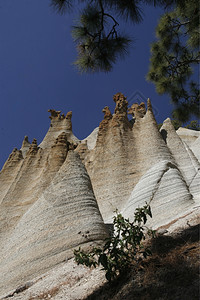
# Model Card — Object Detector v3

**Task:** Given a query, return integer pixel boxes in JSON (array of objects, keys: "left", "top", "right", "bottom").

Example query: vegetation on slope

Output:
[
  {"left": 85, "top": 224, "right": 199, "bottom": 300},
  {"left": 74, "top": 204, "right": 154, "bottom": 281}
]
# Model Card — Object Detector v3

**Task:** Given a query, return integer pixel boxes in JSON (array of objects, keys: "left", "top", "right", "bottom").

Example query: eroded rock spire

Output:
[
  {"left": 20, "top": 136, "right": 31, "bottom": 158},
  {"left": 27, "top": 138, "right": 38, "bottom": 155},
  {"left": 102, "top": 106, "right": 112, "bottom": 120},
  {"left": 147, "top": 98, "right": 153, "bottom": 112},
  {"left": 39, "top": 110, "right": 79, "bottom": 149},
  {"left": 113, "top": 92, "right": 128, "bottom": 116},
  {"left": 128, "top": 102, "right": 146, "bottom": 120}
]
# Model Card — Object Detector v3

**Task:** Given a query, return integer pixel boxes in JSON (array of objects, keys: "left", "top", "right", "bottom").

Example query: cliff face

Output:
[
  {"left": 0, "top": 151, "right": 107, "bottom": 296},
  {"left": 0, "top": 110, "right": 108, "bottom": 297},
  {"left": 82, "top": 93, "right": 136, "bottom": 220},
  {"left": 82, "top": 94, "right": 199, "bottom": 222},
  {"left": 83, "top": 95, "right": 174, "bottom": 221},
  {"left": 0, "top": 94, "right": 199, "bottom": 298}
]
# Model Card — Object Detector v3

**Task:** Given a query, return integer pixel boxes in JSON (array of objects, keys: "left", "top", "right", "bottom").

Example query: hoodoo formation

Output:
[{"left": 0, "top": 93, "right": 199, "bottom": 298}]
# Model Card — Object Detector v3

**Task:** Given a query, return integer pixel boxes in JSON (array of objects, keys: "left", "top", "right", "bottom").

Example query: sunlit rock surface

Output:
[
  {"left": 0, "top": 151, "right": 107, "bottom": 297},
  {"left": 160, "top": 119, "right": 199, "bottom": 187},
  {"left": 0, "top": 94, "right": 199, "bottom": 298},
  {"left": 39, "top": 110, "right": 80, "bottom": 149},
  {"left": 176, "top": 127, "right": 200, "bottom": 147},
  {"left": 122, "top": 161, "right": 194, "bottom": 228},
  {"left": 190, "top": 135, "right": 200, "bottom": 163}
]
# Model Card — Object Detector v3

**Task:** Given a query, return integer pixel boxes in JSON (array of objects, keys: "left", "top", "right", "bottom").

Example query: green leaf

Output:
[{"left": 74, "top": 204, "right": 153, "bottom": 281}]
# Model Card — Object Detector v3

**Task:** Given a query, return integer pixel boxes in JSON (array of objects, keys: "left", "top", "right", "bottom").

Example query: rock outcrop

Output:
[
  {"left": 190, "top": 135, "right": 200, "bottom": 163},
  {"left": 176, "top": 127, "right": 200, "bottom": 147},
  {"left": 0, "top": 93, "right": 199, "bottom": 298},
  {"left": 0, "top": 134, "right": 67, "bottom": 243},
  {"left": 0, "top": 111, "right": 80, "bottom": 243},
  {"left": 0, "top": 151, "right": 107, "bottom": 297},
  {"left": 39, "top": 110, "right": 79, "bottom": 149},
  {"left": 122, "top": 161, "right": 194, "bottom": 228},
  {"left": 83, "top": 95, "right": 174, "bottom": 221},
  {"left": 0, "top": 148, "right": 23, "bottom": 206},
  {"left": 20, "top": 135, "right": 31, "bottom": 157}
]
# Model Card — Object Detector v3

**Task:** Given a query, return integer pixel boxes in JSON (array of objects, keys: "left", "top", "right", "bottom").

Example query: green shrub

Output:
[{"left": 74, "top": 204, "right": 155, "bottom": 281}]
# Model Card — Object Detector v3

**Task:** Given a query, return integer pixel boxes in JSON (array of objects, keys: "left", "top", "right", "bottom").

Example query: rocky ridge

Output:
[{"left": 0, "top": 93, "right": 199, "bottom": 298}]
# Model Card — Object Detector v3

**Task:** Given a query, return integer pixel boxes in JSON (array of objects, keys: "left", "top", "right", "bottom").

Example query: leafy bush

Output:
[{"left": 74, "top": 204, "right": 155, "bottom": 281}]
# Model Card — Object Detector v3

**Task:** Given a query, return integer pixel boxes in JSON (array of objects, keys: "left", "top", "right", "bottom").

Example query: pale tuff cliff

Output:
[
  {"left": 0, "top": 151, "right": 107, "bottom": 296},
  {"left": 0, "top": 93, "right": 199, "bottom": 298},
  {"left": 81, "top": 94, "right": 199, "bottom": 223}
]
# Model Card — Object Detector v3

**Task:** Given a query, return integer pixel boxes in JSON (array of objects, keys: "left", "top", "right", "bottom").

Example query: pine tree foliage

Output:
[
  {"left": 50, "top": 0, "right": 177, "bottom": 72},
  {"left": 50, "top": 0, "right": 73, "bottom": 14},
  {"left": 147, "top": 0, "right": 200, "bottom": 122},
  {"left": 51, "top": 0, "right": 198, "bottom": 119},
  {"left": 71, "top": 5, "right": 132, "bottom": 72}
]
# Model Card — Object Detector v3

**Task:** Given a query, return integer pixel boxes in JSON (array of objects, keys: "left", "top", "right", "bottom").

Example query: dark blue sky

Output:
[{"left": 0, "top": 0, "right": 173, "bottom": 169}]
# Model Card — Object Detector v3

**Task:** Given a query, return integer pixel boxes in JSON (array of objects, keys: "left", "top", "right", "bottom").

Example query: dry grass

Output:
[
  {"left": 28, "top": 275, "right": 82, "bottom": 300},
  {"left": 28, "top": 286, "right": 60, "bottom": 299},
  {"left": 85, "top": 224, "right": 200, "bottom": 300}
]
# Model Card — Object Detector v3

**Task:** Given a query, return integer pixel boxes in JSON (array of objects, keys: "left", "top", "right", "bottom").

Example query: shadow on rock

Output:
[{"left": 84, "top": 224, "right": 199, "bottom": 300}]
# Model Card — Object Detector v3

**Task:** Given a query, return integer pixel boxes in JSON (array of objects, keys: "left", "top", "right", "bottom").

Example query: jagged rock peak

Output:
[
  {"left": 0, "top": 150, "right": 108, "bottom": 297},
  {"left": 48, "top": 109, "right": 72, "bottom": 120},
  {"left": 39, "top": 110, "right": 79, "bottom": 150},
  {"left": 162, "top": 117, "right": 173, "bottom": 126},
  {"left": 112, "top": 92, "right": 131, "bottom": 129},
  {"left": 160, "top": 118, "right": 175, "bottom": 141},
  {"left": 66, "top": 111, "right": 72, "bottom": 120},
  {"left": 128, "top": 102, "right": 146, "bottom": 119},
  {"left": 48, "top": 109, "right": 72, "bottom": 130},
  {"left": 102, "top": 106, "right": 112, "bottom": 120},
  {"left": 1, "top": 148, "right": 23, "bottom": 173},
  {"left": 113, "top": 92, "right": 128, "bottom": 115},
  {"left": 127, "top": 98, "right": 153, "bottom": 121},
  {"left": 21, "top": 135, "right": 30, "bottom": 147},
  {"left": 32, "top": 138, "right": 37, "bottom": 145},
  {"left": 147, "top": 98, "right": 153, "bottom": 112},
  {"left": 160, "top": 117, "right": 199, "bottom": 187},
  {"left": 7, "top": 148, "right": 23, "bottom": 163},
  {"left": 97, "top": 107, "right": 113, "bottom": 140},
  {"left": 48, "top": 109, "right": 62, "bottom": 120},
  {"left": 65, "top": 111, "right": 72, "bottom": 130},
  {"left": 52, "top": 131, "right": 68, "bottom": 148},
  {"left": 27, "top": 138, "right": 38, "bottom": 155},
  {"left": 20, "top": 136, "right": 31, "bottom": 158}
]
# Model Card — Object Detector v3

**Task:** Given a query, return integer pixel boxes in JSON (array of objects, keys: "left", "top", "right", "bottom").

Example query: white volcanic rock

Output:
[
  {"left": 160, "top": 118, "right": 200, "bottom": 186},
  {"left": 190, "top": 135, "right": 200, "bottom": 163},
  {"left": 122, "top": 161, "right": 194, "bottom": 228},
  {"left": 0, "top": 149, "right": 23, "bottom": 206},
  {"left": 20, "top": 136, "right": 31, "bottom": 158},
  {"left": 182, "top": 141, "right": 200, "bottom": 171},
  {"left": 85, "top": 96, "right": 174, "bottom": 221},
  {"left": 82, "top": 127, "right": 99, "bottom": 150},
  {"left": 39, "top": 110, "right": 80, "bottom": 149},
  {"left": 176, "top": 127, "right": 200, "bottom": 147},
  {"left": 0, "top": 259, "right": 107, "bottom": 300},
  {"left": 180, "top": 141, "right": 200, "bottom": 204},
  {"left": 0, "top": 94, "right": 199, "bottom": 298},
  {"left": 0, "top": 133, "right": 68, "bottom": 242},
  {"left": 0, "top": 151, "right": 107, "bottom": 298},
  {"left": 131, "top": 100, "right": 174, "bottom": 180},
  {"left": 0, "top": 109, "right": 80, "bottom": 243},
  {"left": 189, "top": 170, "right": 200, "bottom": 203},
  {"left": 150, "top": 166, "right": 194, "bottom": 228},
  {"left": 84, "top": 95, "right": 136, "bottom": 221}
]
